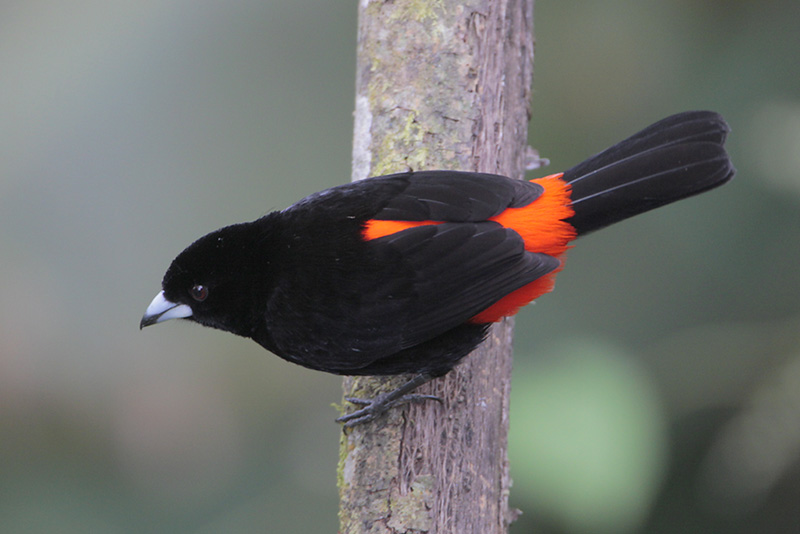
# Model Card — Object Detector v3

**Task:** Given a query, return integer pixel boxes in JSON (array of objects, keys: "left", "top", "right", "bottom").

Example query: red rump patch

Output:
[
  {"left": 362, "top": 173, "right": 577, "bottom": 324},
  {"left": 362, "top": 219, "right": 442, "bottom": 241},
  {"left": 471, "top": 173, "right": 576, "bottom": 322}
]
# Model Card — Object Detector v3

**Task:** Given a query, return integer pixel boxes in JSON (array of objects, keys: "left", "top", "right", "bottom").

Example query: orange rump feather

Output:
[
  {"left": 361, "top": 173, "right": 577, "bottom": 324},
  {"left": 362, "top": 219, "right": 443, "bottom": 241},
  {"left": 471, "top": 173, "right": 576, "bottom": 323}
]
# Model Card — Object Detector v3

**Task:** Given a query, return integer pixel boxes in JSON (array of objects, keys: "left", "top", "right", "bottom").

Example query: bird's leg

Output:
[{"left": 336, "top": 373, "right": 440, "bottom": 427}]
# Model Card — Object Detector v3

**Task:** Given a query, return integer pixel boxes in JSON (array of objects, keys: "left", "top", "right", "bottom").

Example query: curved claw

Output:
[
  {"left": 336, "top": 373, "right": 439, "bottom": 428},
  {"left": 337, "top": 393, "right": 441, "bottom": 428}
]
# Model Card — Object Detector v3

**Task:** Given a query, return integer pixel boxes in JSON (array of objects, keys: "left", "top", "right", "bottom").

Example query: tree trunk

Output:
[{"left": 339, "top": 1, "right": 535, "bottom": 532}]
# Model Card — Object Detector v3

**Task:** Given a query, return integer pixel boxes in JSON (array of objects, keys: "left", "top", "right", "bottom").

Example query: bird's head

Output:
[{"left": 140, "top": 221, "right": 273, "bottom": 338}]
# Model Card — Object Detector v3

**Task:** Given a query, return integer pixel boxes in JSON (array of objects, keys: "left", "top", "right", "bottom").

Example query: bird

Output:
[{"left": 141, "top": 110, "right": 734, "bottom": 427}]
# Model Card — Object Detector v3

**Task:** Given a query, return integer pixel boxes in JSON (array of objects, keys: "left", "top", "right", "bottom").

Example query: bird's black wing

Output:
[
  {"left": 367, "top": 221, "right": 559, "bottom": 349},
  {"left": 370, "top": 170, "right": 543, "bottom": 221},
  {"left": 266, "top": 172, "right": 557, "bottom": 373}
]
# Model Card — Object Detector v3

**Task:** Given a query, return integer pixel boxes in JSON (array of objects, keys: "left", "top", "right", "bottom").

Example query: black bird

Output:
[{"left": 141, "top": 111, "right": 734, "bottom": 426}]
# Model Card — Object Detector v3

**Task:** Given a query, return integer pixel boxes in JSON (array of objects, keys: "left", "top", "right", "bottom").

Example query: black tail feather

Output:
[{"left": 564, "top": 111, "right": 735, "bottom": 236}]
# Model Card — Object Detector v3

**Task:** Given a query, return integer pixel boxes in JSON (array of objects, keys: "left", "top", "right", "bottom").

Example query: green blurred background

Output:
[{"left": 1, "top": 1, "right": 798, "bottom": 532}]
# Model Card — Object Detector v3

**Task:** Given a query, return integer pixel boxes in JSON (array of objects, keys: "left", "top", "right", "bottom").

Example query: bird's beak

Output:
[{"left": 140, "top": 291, "right": 193, "bottom": 329}]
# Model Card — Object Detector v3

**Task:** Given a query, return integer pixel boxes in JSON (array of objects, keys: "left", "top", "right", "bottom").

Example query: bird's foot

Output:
[
  {"left": 336, "top": 373, "right": 438, "bottom": 428},
  {"left": 337, "top": 393, "right": 441, "bottom": 428}
]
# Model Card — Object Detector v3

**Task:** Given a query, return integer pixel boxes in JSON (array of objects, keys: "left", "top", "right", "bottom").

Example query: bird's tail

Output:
[{"left": 563, "top": 111, "right": 735, "bottom": 236}]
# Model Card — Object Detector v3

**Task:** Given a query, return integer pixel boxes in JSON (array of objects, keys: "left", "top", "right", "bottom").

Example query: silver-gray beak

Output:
[{"left": 140, "top": 291, "right": 193, "bottom": 329}]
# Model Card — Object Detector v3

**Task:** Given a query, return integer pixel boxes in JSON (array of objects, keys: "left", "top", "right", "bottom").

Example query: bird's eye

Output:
[{"left": 190, "top": 284, "right": 209, "bottom": 302}]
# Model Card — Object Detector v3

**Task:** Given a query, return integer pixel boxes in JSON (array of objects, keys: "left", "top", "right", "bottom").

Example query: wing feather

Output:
[
  {"left": 371, "top": 171, "right": 544, "bottom": 222},
  {"left": 364, "top": 221, "right": 559, "bottom": 349},
  {"left": 267, "top": 172, "right": 555, "bottom": 373}
]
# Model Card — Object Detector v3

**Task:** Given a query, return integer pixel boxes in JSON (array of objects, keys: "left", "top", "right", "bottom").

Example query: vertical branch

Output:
[{"left": 340, "top": 1, "right": 535, "bottom": 532}]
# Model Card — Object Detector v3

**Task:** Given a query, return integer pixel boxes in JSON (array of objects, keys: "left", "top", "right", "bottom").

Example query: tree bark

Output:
[{"left": 339, "top": 1, "right": 535, "bottom": 532}]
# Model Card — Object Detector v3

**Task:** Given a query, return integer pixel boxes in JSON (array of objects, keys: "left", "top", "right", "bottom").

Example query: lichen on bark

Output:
[{"left": 340, "top": 1, "right": 535, "bottom": 532}]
